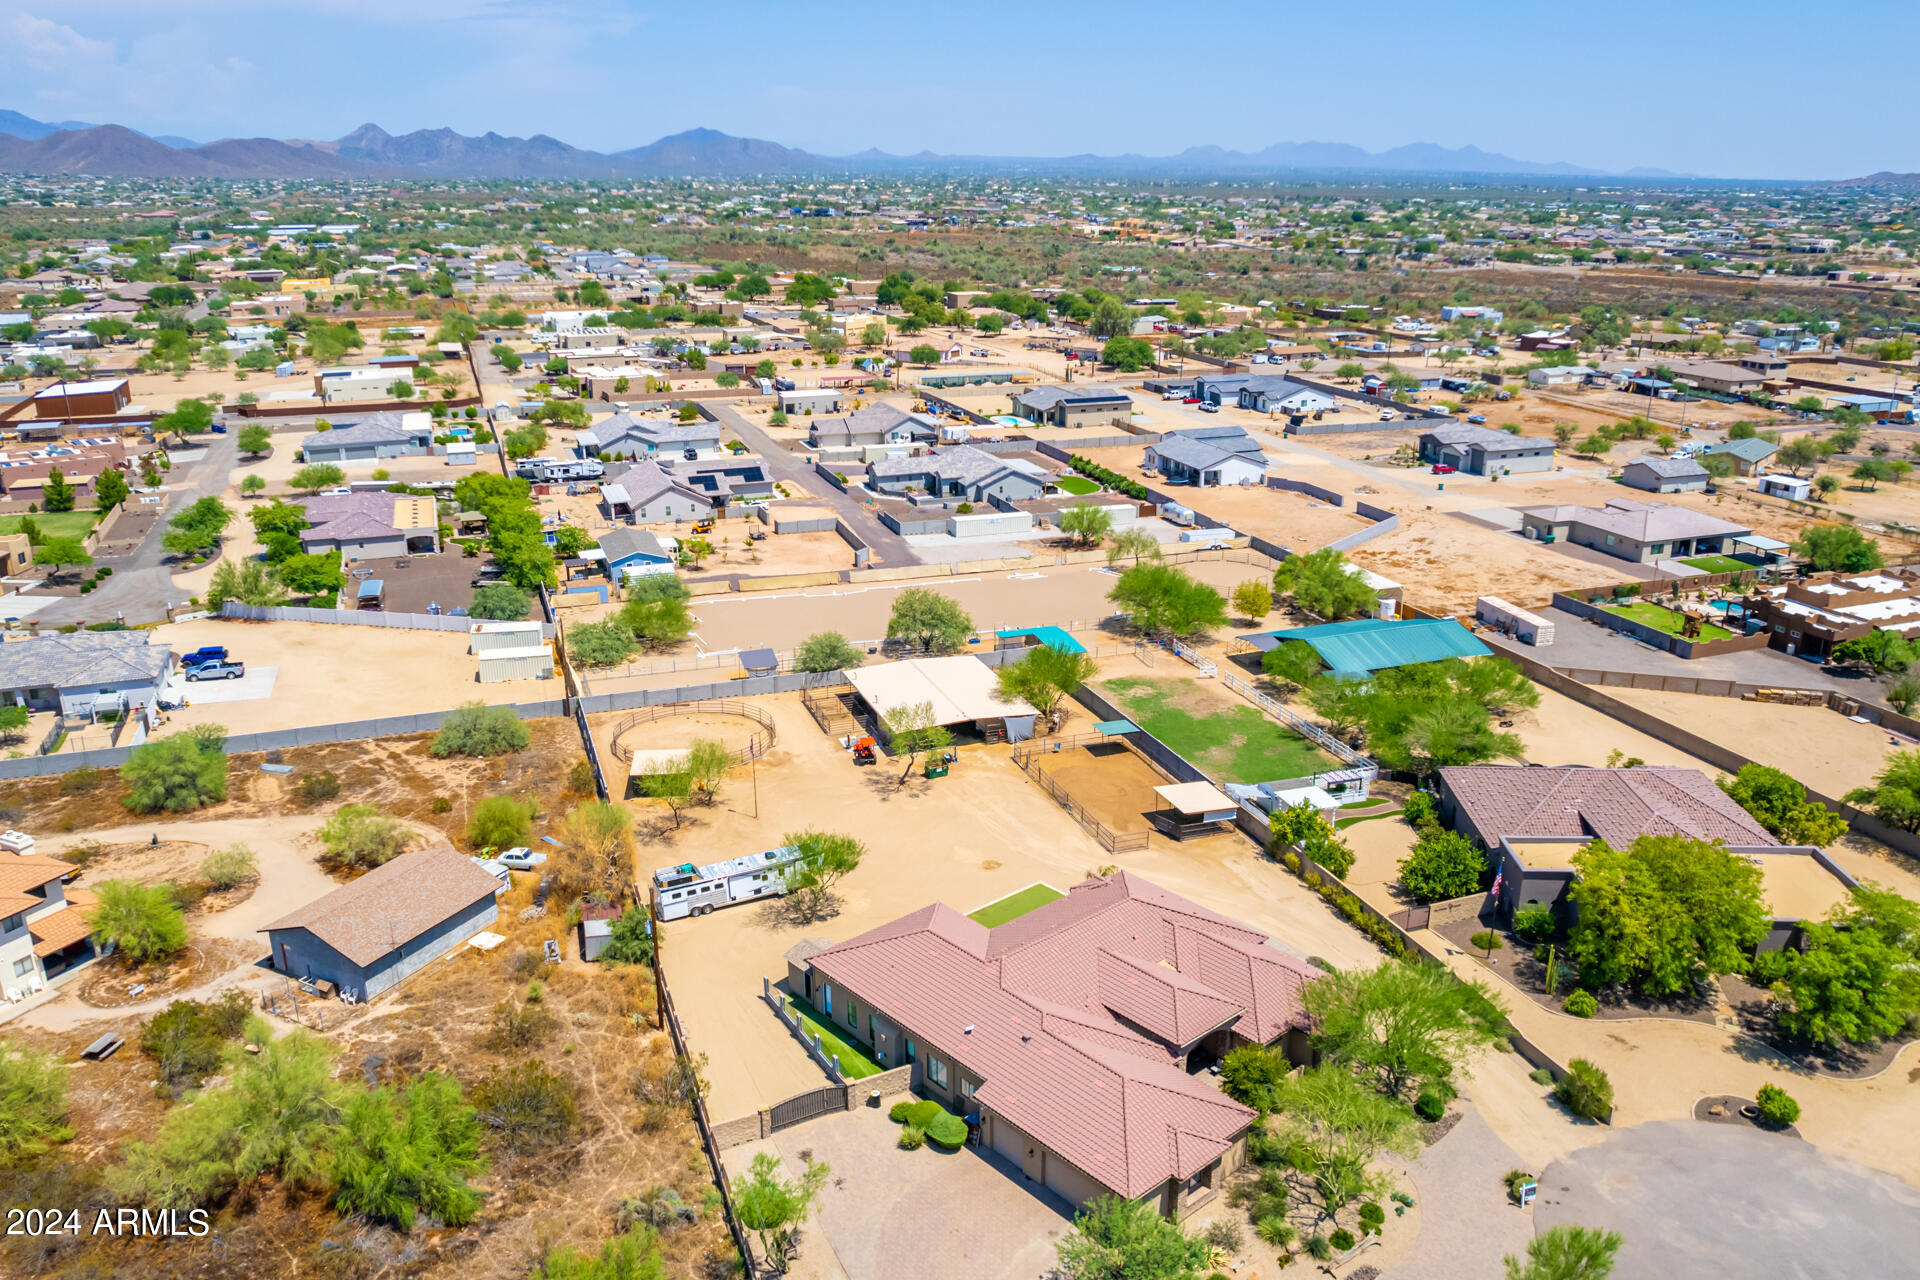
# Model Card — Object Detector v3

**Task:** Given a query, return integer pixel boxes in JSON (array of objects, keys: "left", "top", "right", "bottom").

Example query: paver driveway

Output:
[{"left": 771, "top": 1104, "right": 1073, "bottom": 1280}]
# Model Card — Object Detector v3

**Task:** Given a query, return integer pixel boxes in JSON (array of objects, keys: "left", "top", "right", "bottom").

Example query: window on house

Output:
[
  {"left": 12, "top": 956, "right": 32, "bottom": 977},
  {"left": 928, "top": 1057, "right": 949, "bottom": 1088},
  {"left": 961, "top": 1078, "right": 977, "bottom": 1099},
  {"left": 905, "top": 1040, "right": 916, "bottom": 1061},
  {"left": 1, "top": 912, "right": 22, "bottom": 933},
  {"left": 822, "top": 985, "right": 832, "bottom": 1017},
  {"left": 846, "top": 999, "right": 859, "bottom": 1028}
]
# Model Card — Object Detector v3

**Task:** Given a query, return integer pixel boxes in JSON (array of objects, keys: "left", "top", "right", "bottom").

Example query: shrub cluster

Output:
[
  {"left": 1756, "top": 1083, "right": 1801, "bottom": 1128},
  {"left": 1066, "top": 455, "right": 1149, "bottom": 500},
  {"left": 886, "top": 1098, "right": 968, "bottom": 1148},
  {"left": 1554, "top": 1058, "right": 1614, "bottom": 1120},
  {"left": 1563, "top": 989, "right": 1598, "bottom": 1018}
]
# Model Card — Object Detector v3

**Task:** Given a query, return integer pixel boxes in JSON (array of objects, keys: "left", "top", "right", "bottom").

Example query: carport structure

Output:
[
  {"left": 1148, "top": 780, "right": 1240, "bottom": 840},
  {"left": 844, "top": 655, "right": 1039, "bottom": 745}
]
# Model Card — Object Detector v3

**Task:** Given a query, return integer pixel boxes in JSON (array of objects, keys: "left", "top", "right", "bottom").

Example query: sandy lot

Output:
[
  {"left": 1352, "top": 504, "right": 1628, "bottom": 614},
  {"left": 1506, "top": 684, "right": 1727, "bottom": 771},
  {"left": 1073, "top": 444, "right": 1375, "bottom": 551},
  {"left": 1598, "top": 688, "right": 1905, "bottom": 799},
  {"left": 149, "top": 618, "right": 548, "bottom": 737},
  {"left": 687, "top": 529, "right": 857, "bottom": 578},
  {"left": 641, "top": 693, "right": 1384, "bottom": 1124}
]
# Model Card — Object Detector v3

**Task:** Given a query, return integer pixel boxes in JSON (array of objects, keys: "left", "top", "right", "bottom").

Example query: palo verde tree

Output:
[
  {"left": 780, "top": 830, "right": 866, "bottom": 922},
  {"left": 995, "top": 643, "right": 1099, "bottom": 731}
]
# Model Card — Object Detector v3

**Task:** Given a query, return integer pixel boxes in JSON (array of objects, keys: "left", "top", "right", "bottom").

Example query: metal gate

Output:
[
  {"left": 769, "top": 1085, "right": 840, "bottom": 1132},
  {"left": 1390, "top": 904, "right": 1430, "bottom": 932}
]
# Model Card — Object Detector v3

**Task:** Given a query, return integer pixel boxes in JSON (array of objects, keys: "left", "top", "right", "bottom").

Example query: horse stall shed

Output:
[
  {"left": 469, "top": 620, "right": 546, "bottom": 653},
  {"left": 476, "top": 644, "right": 555, "bottom": 683},
  {"left": 1475, "top": 597, "right": 1554, "bottom": 646}
]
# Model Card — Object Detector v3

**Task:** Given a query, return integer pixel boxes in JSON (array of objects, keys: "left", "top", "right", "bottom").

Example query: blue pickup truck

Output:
[{"left": 181, "top": 646, "right": 227, "bottom": 669}]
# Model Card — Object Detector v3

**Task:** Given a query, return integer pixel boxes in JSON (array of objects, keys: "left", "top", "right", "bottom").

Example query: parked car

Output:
[
  {"left": 182, "top": 646, "right": 228, "bottom": 668},
  {"left": 1182, "top": 396, "right": 1202, "bottom": 404},
  {"left": 1198, "top": 402, "right": 1220, "bottom": 413},
  {"left": 497, "top": 847, "right": 548, "bottom": 870},
  {"left": 1467, "top": 414, "right": 1487, "bottom": 424},
  {"left": 210, "top": 423, "right": 227, "bottom": 434},
  {"left": 1431, "top": 463, "right": 1457, "bottom": 474},
  {"left": 186, "top": 661, "right": 245, "bottom": 681},
  {"left": 1378, "top": 409, "right": 1398, "bottom": 422}
]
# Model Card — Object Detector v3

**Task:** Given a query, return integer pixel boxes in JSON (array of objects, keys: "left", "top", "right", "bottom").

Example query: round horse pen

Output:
[{"left": 610, "top": 699, "right": 778, "bottom": 766}]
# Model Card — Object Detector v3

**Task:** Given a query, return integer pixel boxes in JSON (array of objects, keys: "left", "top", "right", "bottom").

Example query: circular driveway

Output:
[{"left": 1534, "top": 1120, "right": 1920, "bottom": 1278}]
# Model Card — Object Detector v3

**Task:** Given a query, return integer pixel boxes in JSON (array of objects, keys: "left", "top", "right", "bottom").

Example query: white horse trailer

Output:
[{"left": 651, "top": 845, "right": 801, "bottom": 920}]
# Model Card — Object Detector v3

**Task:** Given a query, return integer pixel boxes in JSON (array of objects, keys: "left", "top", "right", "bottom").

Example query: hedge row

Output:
[{"left": 1066, "top": 455, "right": 1151, "bottom": 501}]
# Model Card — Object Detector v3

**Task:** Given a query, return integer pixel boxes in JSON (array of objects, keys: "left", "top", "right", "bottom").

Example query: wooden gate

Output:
[{"left": 769, "top": 1085, "right": 841, "bottom": 1132}]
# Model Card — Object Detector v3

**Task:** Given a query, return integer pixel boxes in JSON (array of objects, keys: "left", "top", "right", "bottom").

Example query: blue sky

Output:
[{"left": 6, "top": 0, "right": 1916, "bottom": 180}]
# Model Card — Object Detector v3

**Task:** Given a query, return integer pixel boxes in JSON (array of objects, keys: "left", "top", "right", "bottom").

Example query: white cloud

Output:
[{"left": 10, "top": 12, "right": 114, "bottom": 72}]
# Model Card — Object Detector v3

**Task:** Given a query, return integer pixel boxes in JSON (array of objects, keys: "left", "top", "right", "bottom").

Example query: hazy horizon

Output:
[{"left": 6, "top": 0, "right": 1917, "bottom": 180}]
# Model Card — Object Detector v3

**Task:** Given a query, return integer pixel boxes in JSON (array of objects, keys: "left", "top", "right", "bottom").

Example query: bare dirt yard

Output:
[
  {"left": 147, "top": 618, "right": 553, "bottom": 738},
  {"left": 1073, "top": 444, "right": 1375, "bottom": 551},
  {"left": 685, "top": 529, "right": 856, "bottom": 580},
  {"left": 1598, "top": 687, "right": 1906, "bottom": 800},
  {"left": 1351, "top": 504, "right": 1627, "bottom": 614},
  {"left": 0, "top": 717, "right": 704, "bottom": 1280}
]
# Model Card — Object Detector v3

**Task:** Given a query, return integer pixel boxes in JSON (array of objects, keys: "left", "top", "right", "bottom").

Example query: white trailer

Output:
[
  {"left": 1476, "top": 596, "right": 1554, "bottom": 646},
  {"left": 652, "top": 845, "right": 801, "bottom": 920}
]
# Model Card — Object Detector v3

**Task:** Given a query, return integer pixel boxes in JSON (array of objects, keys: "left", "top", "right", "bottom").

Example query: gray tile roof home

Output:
[
  {"left": 1152, "top": 436, "right": 1267, "bottom": 471},
  {"left": 806, "top": 871, "right": 1321, "bottom": 1199},
  {"left": 578, "top": 412, "right": 714, "bottom": 451},
  {"left": 260, "top": 845, "right": 504, "bottom": 968},
  {"left": 1422, "top": 423, "right": 1541, "bottom": 453},
  {"left": 1015, "top": 384, "right": 1129, "bottom": 410},
  {"left": 303, "top": 510, "right": 400, "bottom": 542},
  {"left": 0, "top": 631, "right": 170, "bottom": 691},
  {"left": 597, "top": 528, "right": 671, "bottom": 564},
  {"left": 300, "top": 412, "right": 424, "bottom": 449},
  {"left": 601, "top": 459, "right": 708, "bottom": 506},
  {"left": 1518, "top": 497, "right": 1748, "bottom": 541},
  {"left": 870, "top": 445, "right": 1046, "bottom": 485},
  {"left": 1626, "top": 456, "right": 1710, "bottom": 479},
  {"left": 1165, "top": 424, "right": 1265, "bottom": 456},
  {"left": 1439, "top": 764, "right": 1777, "bottom": 849},
  {"left": 1702, "top": 438, "right": 1778, "bottom": 463}
]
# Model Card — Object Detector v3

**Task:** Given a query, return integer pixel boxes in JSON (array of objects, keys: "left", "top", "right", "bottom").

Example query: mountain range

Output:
[{"left": 0, "top": 111, "right": 1719, "bottom": 182}]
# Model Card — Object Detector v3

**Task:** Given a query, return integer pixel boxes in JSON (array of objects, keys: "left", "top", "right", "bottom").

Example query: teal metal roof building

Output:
[
  {"left": 995, "top": 626, "right": 1086, "bottom": 655},
  {"left": 1243, "top": 618, "right": 1491, "bottom": 677}
]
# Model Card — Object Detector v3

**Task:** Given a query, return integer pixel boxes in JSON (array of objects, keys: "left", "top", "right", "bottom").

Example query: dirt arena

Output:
[{"left": 1027, "top": 740, "right": 1172, "bottom": 836}]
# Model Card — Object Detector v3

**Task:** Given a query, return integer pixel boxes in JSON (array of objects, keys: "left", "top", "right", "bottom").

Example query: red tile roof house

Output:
[
  {"left": 792, "top": 870, "right": 1323, "bottom": 1218},
  {"left": 1436, "top": 764, "right": 1854, "bottom": 951}
]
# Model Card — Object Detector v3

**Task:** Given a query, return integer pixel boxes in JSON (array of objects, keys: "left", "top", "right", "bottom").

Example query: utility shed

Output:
[
  {"left": 259, "top": 846, "right": 501, "bottom": 1001},
  {"left": 469, "top": 620, "right": 545, "bottom": 654},
  {"left": 476, "top": 644, "right": 554, "bottom": 683}
]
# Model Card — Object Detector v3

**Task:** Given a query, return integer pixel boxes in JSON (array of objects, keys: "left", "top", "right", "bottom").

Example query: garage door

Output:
[
  {"left": 991, "top": 1112, "right": 1027, "bottom": 1164},
  {"left": 1044, "top": 1153, "right": 1103, "bottom": 1209}
]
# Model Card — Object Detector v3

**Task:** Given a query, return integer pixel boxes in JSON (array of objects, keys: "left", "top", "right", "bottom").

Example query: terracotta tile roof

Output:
[
  {"left": 30, "top": 905, "right": 90, "bottom": 957},
  {"left": 260, "top": 845, "right": 500, "bottom": 968},
  {"left": 806, "top": 870, "right": 1322, "bottom": 1199},
  {"left": 1439, "top": 764, "right": 1777, "bottom": 849}
]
